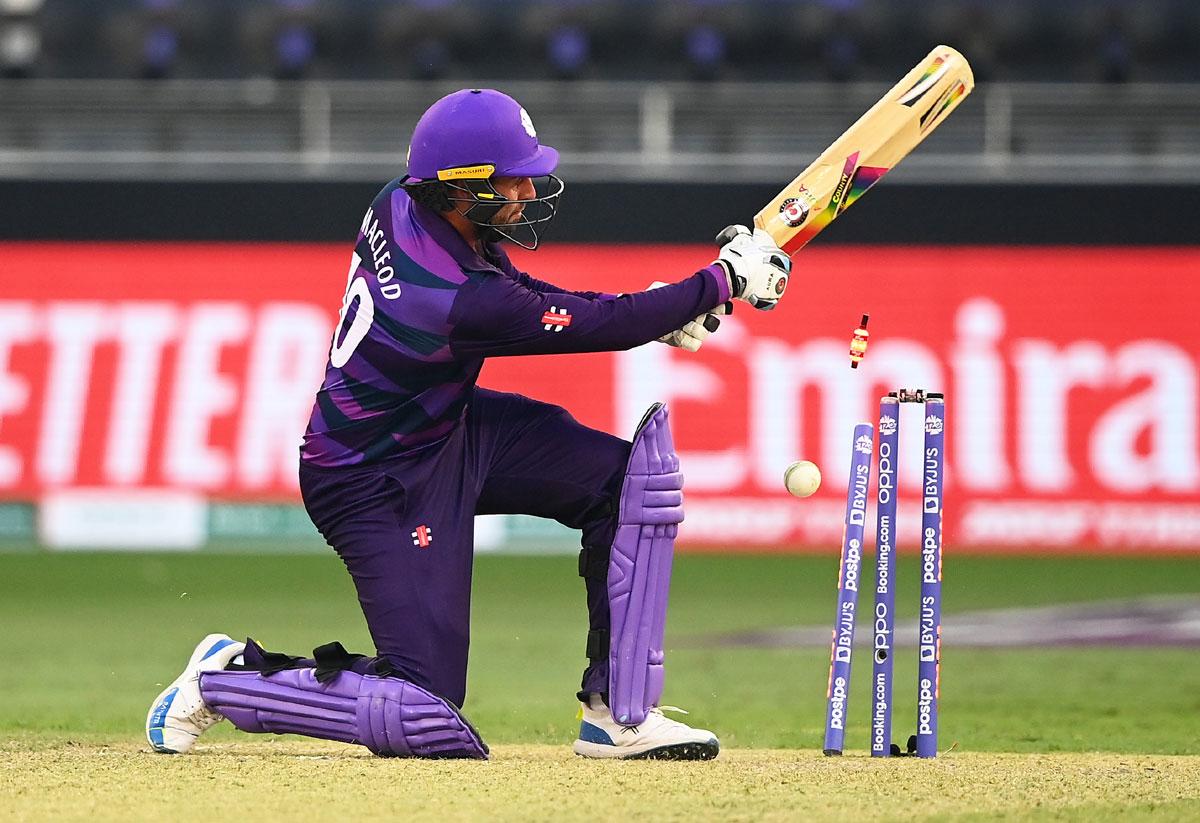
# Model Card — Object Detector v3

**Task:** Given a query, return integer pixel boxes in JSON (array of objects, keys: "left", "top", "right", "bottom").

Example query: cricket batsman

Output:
[{"left": 146, "top": 89, "right": 790, "bottom": 761}]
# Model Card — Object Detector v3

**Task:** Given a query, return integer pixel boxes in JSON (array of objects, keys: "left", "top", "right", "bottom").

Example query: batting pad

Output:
[
  {"left": 608, "top": 403, "right": 684, "bottom": 726},
  {"left": 199, "top": 667, "right": 488, "bottom": 759}
]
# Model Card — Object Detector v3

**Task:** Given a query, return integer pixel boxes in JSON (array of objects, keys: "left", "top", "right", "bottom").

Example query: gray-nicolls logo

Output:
[{"left": 541, "top": 306, "right": 572, "bottom": 332}]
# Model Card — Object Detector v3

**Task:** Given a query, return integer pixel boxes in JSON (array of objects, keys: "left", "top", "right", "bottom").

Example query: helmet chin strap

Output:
[{"left": 477, "top": 224, "right": 505, "bottom": 244}]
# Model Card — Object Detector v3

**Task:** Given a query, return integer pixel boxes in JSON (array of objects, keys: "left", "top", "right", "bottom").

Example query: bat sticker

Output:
[
  {"left": 779, "top": 197, "right": 810, "bottom": 228},
  {"left": 899, "top": 54, "right": 950, "bottom": 107}
]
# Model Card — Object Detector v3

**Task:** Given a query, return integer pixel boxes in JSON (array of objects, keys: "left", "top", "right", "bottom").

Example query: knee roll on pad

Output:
[
  {"left": 607, "top": 402, "right": 684, "bottom": 726},
  {"left": 199, "top": 668, "right": 488, "bottom": 759}
]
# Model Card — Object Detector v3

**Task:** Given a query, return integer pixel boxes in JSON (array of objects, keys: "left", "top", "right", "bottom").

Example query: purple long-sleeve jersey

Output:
[{"left": 300, "top": 180, "right": 732, "bottom": 467}]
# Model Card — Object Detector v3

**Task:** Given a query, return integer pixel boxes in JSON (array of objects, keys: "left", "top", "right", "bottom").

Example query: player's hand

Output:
[
  {"left": 649, "top": 281, "right": 733, "bottom": 352},
  {"left": 713, "top": 225, "right": 790, "bottom": 310}
]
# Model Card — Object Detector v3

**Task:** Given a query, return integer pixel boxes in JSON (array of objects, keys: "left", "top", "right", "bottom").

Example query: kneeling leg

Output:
[{"left": 199, "top": 640, "right": 488, "bottom": 759}]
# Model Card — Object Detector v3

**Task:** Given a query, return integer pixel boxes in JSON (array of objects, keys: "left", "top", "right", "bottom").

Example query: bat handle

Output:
[{"left": 714, "top": 225, "right": 745, "bottom": 246}]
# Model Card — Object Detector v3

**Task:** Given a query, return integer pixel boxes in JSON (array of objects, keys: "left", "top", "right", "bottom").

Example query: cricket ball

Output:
[{"left": 784, "top": 460, "right": 822, "bottom": 498}]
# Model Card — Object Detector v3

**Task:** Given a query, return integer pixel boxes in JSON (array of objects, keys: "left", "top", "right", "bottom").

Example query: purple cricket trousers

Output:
[{"left": 298, "top": 387, "right": 628, "bottom": 708}]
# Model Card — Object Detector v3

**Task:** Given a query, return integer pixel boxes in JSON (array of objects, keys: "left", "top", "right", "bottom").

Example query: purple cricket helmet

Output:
[
  {"left": 406, "top": 88, "right": 559, "bottom": 181},
  {"left": 402, "top": 88, "right": 564, "bottom": 250}
]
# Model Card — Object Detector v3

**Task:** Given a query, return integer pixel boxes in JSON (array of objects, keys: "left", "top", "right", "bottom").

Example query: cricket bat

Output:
[{"left": 756, "top": 45, "right": 974, "bottom": 256}]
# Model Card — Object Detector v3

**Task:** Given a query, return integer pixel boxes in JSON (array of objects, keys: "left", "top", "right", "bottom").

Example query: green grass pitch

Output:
[{"left": 2, "top": 551, "right": 1199, "bottom": 820}]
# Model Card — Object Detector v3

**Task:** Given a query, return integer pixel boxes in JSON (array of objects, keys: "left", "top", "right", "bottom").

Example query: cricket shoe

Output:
[
  {"left": 146, "top": 633, "right": 245, "bottom": 754},
  {"left": 572, "top": 695, "right": 720, "bottom": 760}
]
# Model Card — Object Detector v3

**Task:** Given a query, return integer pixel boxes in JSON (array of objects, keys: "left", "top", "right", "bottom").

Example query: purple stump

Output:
[
  {"left": 870, "top": 394, "right": 899, "bottom": 756},
  {"left": 916, "top": 394, "right": 945, "bottom": 758},
  {"left": 822, "top": 422, "right": 874, "bottom": 756}
]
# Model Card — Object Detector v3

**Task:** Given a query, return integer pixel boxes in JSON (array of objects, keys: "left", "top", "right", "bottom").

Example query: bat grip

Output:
[{"left": 714, "top": 225, "right": 744, "bottom": 246}]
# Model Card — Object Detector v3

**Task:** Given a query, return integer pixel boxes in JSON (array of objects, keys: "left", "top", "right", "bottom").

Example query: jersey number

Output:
[{"left": 330, "top": 252, "right": 375, "bottom": 368}]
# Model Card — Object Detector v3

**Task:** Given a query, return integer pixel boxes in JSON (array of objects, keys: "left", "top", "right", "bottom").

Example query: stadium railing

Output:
[{"left": 1, "top": 79, "right": 1198, "bottom": 183}]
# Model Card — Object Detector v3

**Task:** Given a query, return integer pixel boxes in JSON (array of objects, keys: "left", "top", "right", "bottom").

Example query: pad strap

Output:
[
  {"left": 312, "top": 641, "right": 369, "bottom": 684},
  {"left": 607, "top": 403, "right": 684, "bottom": 725},
  {"left": 586, "top": 628, "right": 610, "bottom": 659}
]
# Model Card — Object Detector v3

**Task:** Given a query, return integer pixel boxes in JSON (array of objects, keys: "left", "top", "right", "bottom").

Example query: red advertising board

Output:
[{"left": 2, "top": 242, "right": 1199, "bottom": 551}]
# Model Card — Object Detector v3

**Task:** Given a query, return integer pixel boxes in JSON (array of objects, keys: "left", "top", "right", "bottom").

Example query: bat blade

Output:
[{"left": 755, "top": 45, "right": 974, "bottom": 256}]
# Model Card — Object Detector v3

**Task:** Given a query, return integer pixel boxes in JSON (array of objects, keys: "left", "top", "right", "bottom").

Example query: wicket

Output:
[
  {"left": 821, "top": 423, "right": 874, "bottom": 756},
  {"left": 823, "top": 389, "right": 945, "bottom": 758}
]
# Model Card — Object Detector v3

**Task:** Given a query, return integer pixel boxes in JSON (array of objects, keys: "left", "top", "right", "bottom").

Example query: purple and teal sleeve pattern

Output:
[{"left": 301, "top": 180, "right": 731, "bottom": 468}]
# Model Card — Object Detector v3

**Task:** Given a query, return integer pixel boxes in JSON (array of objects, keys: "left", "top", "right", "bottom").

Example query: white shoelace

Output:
[
  {"left": 654, "top": 705, "right": 688, "bottom": 715},
  {"left": 644, "top": 705, "right": 693, "bottom": 729}
]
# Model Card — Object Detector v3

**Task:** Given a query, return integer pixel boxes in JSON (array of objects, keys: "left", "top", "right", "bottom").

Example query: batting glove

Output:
[{"left": 713, "top": 224, "right": 790, "bottom": 310}]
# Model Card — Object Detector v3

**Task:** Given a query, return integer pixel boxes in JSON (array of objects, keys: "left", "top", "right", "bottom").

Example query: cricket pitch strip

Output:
[{"left": 3, "top": 740, "right": 1199, "bottom": 821}]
